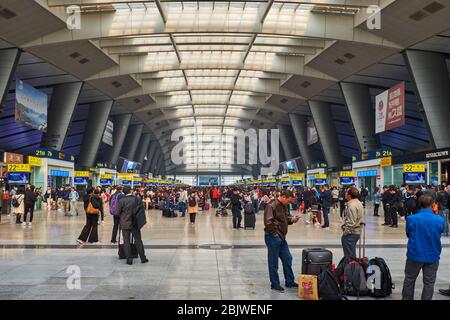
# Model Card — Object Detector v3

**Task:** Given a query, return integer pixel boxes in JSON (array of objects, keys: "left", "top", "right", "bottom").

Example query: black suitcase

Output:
[
  {"left": 244, "top": 212, "right": 256, "bottom": 229},
  {"left": 302, "top": 248, "right": 333, "bottom": 275},
  {"left": 162, "top": 208, "right": 171, "bottom": 217}
]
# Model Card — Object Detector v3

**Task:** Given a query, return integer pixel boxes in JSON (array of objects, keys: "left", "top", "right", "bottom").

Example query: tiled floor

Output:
[{"left": 0, "top": 204, "right": 449, "bottom": 300}]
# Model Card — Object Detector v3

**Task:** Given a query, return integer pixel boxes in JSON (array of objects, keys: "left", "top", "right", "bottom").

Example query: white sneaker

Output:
[
  {"left": 22, "top": 223, "right": 27, "bottom": 227},
  {"left": 28, "top": 222, "right": 32, "bottom": 227}
]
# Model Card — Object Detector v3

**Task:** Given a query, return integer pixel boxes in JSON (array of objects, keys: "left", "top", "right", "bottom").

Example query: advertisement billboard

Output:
[
  {"left": 307, "top": 119, "right": 318, "bottom": 146},
  {"left": 15, "top": 79, "right": 48, "bottom": 132},
  {"left": 102, "top": 120, "right": 114, "bottom": 146},
  {"left": 375, "top": 81, "right": 405, "bottom": 134}
]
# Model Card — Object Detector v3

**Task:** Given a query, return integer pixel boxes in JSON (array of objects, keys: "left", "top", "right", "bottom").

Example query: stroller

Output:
[{"left": 216, "top": 199, "right": 230, "bottom": 217}]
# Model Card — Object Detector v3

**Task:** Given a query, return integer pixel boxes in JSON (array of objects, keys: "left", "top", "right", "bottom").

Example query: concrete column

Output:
[
  {"left": 120, "top": 124, "right": 144, "bottom": 160},
  {"left": 142, "top": 141, "right": 158, "bottom": 173},
  {"left": 276, "top": 124, "right": 299, "bottom": 160},
  {"left": 404, "top": 50, "right": 450, "bottom": 149},
  {"left": 0, "top": 48, "right": 21, "bottom": 111},
  {"left": 288, "top": 113, "right": 318, "bottom": 167},
  {"left": 340, "top": 82, "right": 380, "bottom": 152},
  {"left": 77, "top": 100, "right": 113, "bottom": 169},
  {"left": 134, "top": 133, "right": 152, "bottom": 164},
  {"left": 41, "top": 82, "right": 83, "bottom": 150},
  {"left": 104, "top": 113, "right": 132, "bottom": 165},
  {"left": 308, "top": 101, "right": 342, "bottom": 168}
]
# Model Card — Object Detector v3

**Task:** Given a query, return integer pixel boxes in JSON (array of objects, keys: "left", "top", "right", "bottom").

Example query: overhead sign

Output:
[
  {"left": 352, "top": 149, "right": 393, "bottom": 162},
  {"left": 102, "top": 120, "right": 114, "bottom": 146},
  {"left": 425, "top": 149, "right": 450, "bottom": 160},
  {"left": 28, "top": 156, "right": 42, "bottom": 166},
  {"left": 380, "top": 157, "right": 392, "bottom": 167},
  {"left": 118, "top": 173, "right": 133, "bottom": 180},
  {"left": 34, "top": 148, "right": 75, "bottom": 162},
  {"left": 375, "top": 81, "right": 405, "bottom": 134},
  {"left": 100, "top": 174, "right": 113, "bottom": 179},
  {"left": 314, "top": 174, "right": 327, "bottom": 179},
  {"left": 15, "top": 79, "right": 48, "bottom": 132},
  {"left": 75, "top": 171, "right": 90, "bottom": 177},
  {"left": 403, "top": 164, "right": 426, "bottom": 173},
  {"left": 74, "top": 177, "right": 89, "bottom": 185},
  {"left": 339, "top": 171, "right": 356, "bottom": 177},
  {"left": 4, "top": 152, "right": 23, "bottom": 164},
  {"left": 7, "top": 164, "right": 31, "bottom": 172},
  {"left": 96, "top": 162, "right": 117, "bottom": 170}
]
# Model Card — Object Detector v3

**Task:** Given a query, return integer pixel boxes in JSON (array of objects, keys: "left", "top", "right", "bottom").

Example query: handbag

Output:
[{"left": 117, "top": 227, "right": 138, "bottom": 260}]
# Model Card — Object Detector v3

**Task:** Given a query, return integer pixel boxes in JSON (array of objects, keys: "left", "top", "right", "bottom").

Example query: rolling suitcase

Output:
[
  {"left": 244, "top": 212, "right": 256, "bottom": 229},
  {"left": 302, "top": 248, "right": 333, "bottom": 275}
]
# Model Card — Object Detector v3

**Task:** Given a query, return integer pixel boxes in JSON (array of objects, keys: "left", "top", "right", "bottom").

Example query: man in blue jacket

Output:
[{"left": 402, "top": 194, "right": 444, "bottom": 300}]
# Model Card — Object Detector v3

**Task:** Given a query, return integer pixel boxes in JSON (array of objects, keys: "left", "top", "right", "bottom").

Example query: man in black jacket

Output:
[
  {"left": 117, "top": 186, "right": 148, "bottom": 265},
  {"left": 230, "top": 189, "right": 242, "bottom": 229},
  {"left": 320, "top": 185, "right": 333, "bottom": 229},
  {"left": 24, "top": 185, "right": 37, "bottom": 227}
]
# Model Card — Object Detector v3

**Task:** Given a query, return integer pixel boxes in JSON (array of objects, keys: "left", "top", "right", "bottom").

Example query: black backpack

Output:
[
  {"left": 318, "top": 269, "right": 347, "bottom": 300},
  {"left": 367, "top": 257, "right": 394, "bottom": 298},
  {"left": 188, "top": 196, "right": 197, "bottom": 207},
  {"left": 343, "top": 260, "right": 369, "bottom": 297}
]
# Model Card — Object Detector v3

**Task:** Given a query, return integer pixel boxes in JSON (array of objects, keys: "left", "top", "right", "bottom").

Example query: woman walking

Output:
[
  {"left": 12, "top": 188, "right": 25, "bottom": 224},
  {"left": 77, "top": 188, "right": 101, "bottom": 245},
  {"left": 187, "top": 190, "right": 200, "bottom": 225},
  {"left": 69, "top": 187, "right": 79, "bottom": 216}
]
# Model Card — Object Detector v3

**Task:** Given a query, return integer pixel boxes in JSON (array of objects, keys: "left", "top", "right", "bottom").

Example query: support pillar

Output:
[
  {"left": 0, "top": 48, "right": 21, "bottom": 111},
  {"left": 120, "top": 124, "right": 144, "bottom": 160},
  {"left": 340, "top": 82, "right": 381, "bottom": 152},
  {"left": 288, "top": 113, "right": 318, "bottom": 167},
  {"left": 404, "top": 50, "right": 450, "bottom": 149},
  {"left": 134, "top": 133, "right": 152, "bottom": 164},
  {"left": 142, "top": 141, "right": 158, "bottom": 174},
  {"left": 308, "top": 101, "right": 342, "bottom": 168},
  {"left": 104, "top": 114, "right": 132, "bottom": 165},
  {"left": 41, "top": 82, "right": 83, "bottom": 150},
  {"left": 77, "top": 100, "right": 113, "bottom": 169},
  {"left": 276, "top": 124, "right": 299, "bottom": 161}
]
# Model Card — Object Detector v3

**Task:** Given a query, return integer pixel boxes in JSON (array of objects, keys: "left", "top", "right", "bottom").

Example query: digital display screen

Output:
[
  {"left": 198, "top": 176, "right": 219, "bottom": 186},
  {"left": 7, "top": 172, "right": 29, "bottom": 184},
  {"left": 122, "top": 180, "right": 132, "bottom": 185},
  {"left": 315, "top": 179, "right": 327, "bottom": 186},
  {"left": 74, "top": 177, "right": 88, "bottom": 185},
  {"left": 292, "top": 180, "right": 303, "bottom": 186},
  {"left": 340, "top": 177, "right": 355, "bottom": 185},
  {"left": 405, "top": 173, "right": 426, "bottom": 185},
  {"left": 134, "top": 182, "right": 142, "bottom": 186},
  {"left": 99, "top": 178, "right": 112, "bottom": 186}
]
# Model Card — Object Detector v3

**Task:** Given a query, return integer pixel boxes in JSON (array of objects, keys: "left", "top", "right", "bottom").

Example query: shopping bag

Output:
[{"left": 298, "top": 274, "right": 319, "bottom": 300}]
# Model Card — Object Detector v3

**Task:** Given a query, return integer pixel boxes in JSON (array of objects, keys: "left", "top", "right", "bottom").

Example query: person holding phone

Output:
[{"left": 264, "top": 189, "right": 301, "bottom": 292}]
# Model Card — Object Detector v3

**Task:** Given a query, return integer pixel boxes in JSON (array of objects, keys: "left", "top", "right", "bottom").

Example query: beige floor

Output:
[{"left": 0, "top": 204, "right": 449, "bottom": 300}]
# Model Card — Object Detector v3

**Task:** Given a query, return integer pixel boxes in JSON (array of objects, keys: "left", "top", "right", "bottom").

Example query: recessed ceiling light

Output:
[
  {"left": 335, "top": 58, "right": 346, "bottom": 65},
  {"left": 344, "top": 53, "right": 355, "bottom": 60},
  {"left": 79, "top": 58, "right": 89, "bottom": 64},
  {"left": 280, "top": 98, "right": 288, "bottom": 104}
]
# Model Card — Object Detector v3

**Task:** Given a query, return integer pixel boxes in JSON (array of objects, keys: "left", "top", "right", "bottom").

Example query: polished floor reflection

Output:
[{"left": 0, "top": 204, "right": 449, "bottom": 300}]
